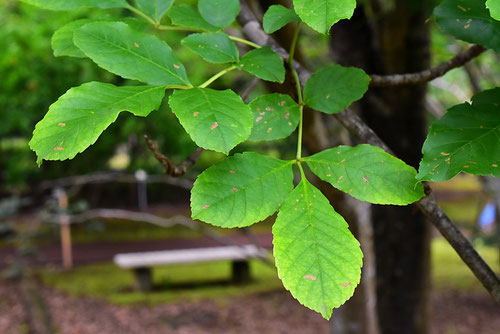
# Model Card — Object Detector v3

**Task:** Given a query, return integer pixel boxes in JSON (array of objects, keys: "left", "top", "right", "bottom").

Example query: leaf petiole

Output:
[
  {"left": 125, "top": 4, "right": 158, "bottom": 26},
  {"left": 199, "top": 65, "right": 238, "bottom": 88},
  {"left": 228, "top": 35, "right": 261, "bottom": 49}
]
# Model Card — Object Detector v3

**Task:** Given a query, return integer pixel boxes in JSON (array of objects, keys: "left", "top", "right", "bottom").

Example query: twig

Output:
[
  {"left": 241, "top": 77, "right": 260, "bottom": 101},
  {"left": 370, "top": 45, "right": 487, "bottom": 87},
  {"left": 144, "top": 135, "right": 203, "bottom": 177},
  {"left": 237, "top": 0, "right": 500, "bottom": 302}
]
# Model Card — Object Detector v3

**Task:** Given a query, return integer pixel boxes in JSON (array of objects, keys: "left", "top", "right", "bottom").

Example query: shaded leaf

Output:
[
  {"left": 273, "top": 177, "right": 363, "bottom": 319},
  {"left": 434, "top": 0, "right": 500, "bottom": 52},
  {"left": 29, "top": 82, "right": 165, "bottom": 164},
  {"left": 191, "top": 152, "right": 294, "bottom": 228},
  {"left": 305, "top": 145, "right": 425, "bottom": 205},
  {"left": 198, "top": 0, "right": 240, "bottom": 28},
  {"left": 238, "top": 47, "right": 285, "bottom": 83},
  {"left": 292, "top": 0, "right": 356, "bottom": 34},
  {"left": 417, "top": 88, "right": 500, "bottom": 182},
  {"left": 304, "top": 65, "right": 370, "bottom": 114},
  {"left": 249, "top": 94, "right": 300, "bottom": 142},
  {"left": 74, "top": 21, "right": 190, "bottom": 86},
  {"left": 135, "top": 0, "right": 173, "bottom": 23},
  {"left": 182, "top": 33, "right": 239, "bottom": 64},
  {"left": 52, "top": 19, "right": 92, "bottom": 58},
  {"left": 168, "top": 4, "right": 219, "bottom": 32},
  {"left": 263, "top": 5, "right": 300, "bottom": 34},
  {"left": 22, "top": 0, "right": 127, "bottom": 10},
  {"left": 169, "top": 88, "right": 253, "bottom": 154}
]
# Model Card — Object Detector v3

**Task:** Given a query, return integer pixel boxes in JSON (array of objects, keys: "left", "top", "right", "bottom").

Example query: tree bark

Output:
[{"left": 331, "top": 2, "right": 432, "bottom": 333}]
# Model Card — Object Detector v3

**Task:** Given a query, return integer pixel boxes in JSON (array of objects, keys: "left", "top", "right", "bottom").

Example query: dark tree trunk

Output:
[{"left": 330, "top": 1, "right": 432, "bottom": 333}]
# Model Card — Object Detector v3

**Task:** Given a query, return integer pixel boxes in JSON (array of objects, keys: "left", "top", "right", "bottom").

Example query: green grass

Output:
[
  {"left": 432, "top": 238, "right": 499, "bottom": 293},
  {"left": 40, "top": 259, "right": 283, "bottom": 305}
]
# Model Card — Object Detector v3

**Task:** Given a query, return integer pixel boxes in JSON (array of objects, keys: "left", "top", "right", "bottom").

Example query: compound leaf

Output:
[
  {"left": 417, "top": 88, "right": 500, "bottom": 182},
  {"left": 304, "top": 145, "right": 425, "bottom": 205},
  {"left": 198, "top": 0, "right": 239, "bottom": 28},
  {"left": 238, "top": 47, "right": 285, "bottom": 83},
  {"left": 273, "top": 177, "right": 363, "bottom": 319},
  {"left": 304, "top": 65, "right": 370, "bottom": 114},
  {"left": 168, "top": 4, "right": 219, "bottom": 32},
  {"left": 434, "top": 0, "right": 500, "bottom": 52},
  {"left": 263, "top": 5, "right": 300, "bottom": 34},
  {"left": 29, "top": 82, "right": 166, "bottom": 165},
  {"left": 135, "top": 0, "right": 174, "bottom": 23},
  {"left": 169, "top": 88, "right": 253, "bottom": 154},
  {"left": 191, "top": 152, "right": 294, "bottom": 228},
  {"left": 292, "top": 0, "right": 356, "bottom": 34},
  {"left": 249, "top": 94, "right": 300, "bottom": 142},
  {"left": 21, "top": 0, "right": 127, "bottom": 10},
  {"left": 182, "top": 33, "right": 239, "bottom": 64},
  {"left": 74, "top": 21, "right": 190, "bottom": 86}
]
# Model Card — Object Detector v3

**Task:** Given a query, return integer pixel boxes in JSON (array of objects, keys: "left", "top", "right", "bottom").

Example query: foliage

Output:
[{"left": 22, "top": 0, "right": 500, "bottom": 319}]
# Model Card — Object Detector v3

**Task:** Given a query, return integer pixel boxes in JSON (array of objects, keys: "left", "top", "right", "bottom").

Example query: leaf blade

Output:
[
  {"left": 191, "top": 152, "right": 294, "bottom": 228},
  {"left": 74, "top": 21, "right": 190, "bottom": 86},
  {"left": 417, "top": 88, "right": 500, "bottom": 182},
  {"left": 263, "top": 5, "right": 300, "bottom": 34},
  {"left": 21, "top": 0, "right": 128, "bottom": 10},
  {"left": 303, "top": 65, "right": 370, "bottom": 114},
  {"left": 273, "top": 178, "right": 363, "bottom": 319},
  {"left": 168, "top": 4, "right": 220, "bottom": 32},
  {"left": 135, "top": 0, "right": 174, "bottom": 23},
  {"left": 292, "top": 0, "right": 357, "bottom": 34},
  {"left": 169, "top": 88, "right": 253, "bottom": 154},
  {"left": 238, "top": 47, "right": 285, "bottom": 83},
  {"left": 198, "top": 0, "right": 240, "bottom": 28},
  {"left": 249, "top": 94, "right": 300, "bottom": 142},
  {"left": 29, "top": 82, "right": 166, "bottom": 164},
  {"left": 182, "top": 33, "right": 239, "bottom": 64},
  {"left": 304, "top": 145, "right": 425, "bottom": 205}
]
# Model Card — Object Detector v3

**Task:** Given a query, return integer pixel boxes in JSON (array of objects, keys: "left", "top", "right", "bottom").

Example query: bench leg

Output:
[
  {"left": 133, "top": 267, "right": 152, "bottom": 292},
  {"left": 231, "top": 260, "right": 251, "bottom": 284}
]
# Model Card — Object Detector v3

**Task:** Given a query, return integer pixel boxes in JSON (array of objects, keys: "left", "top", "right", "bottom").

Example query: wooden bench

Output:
[{"left": 113, "top": 245, "right": 268, "bottom": 292}]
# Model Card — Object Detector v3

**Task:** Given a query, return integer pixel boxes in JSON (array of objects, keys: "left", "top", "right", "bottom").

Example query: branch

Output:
[
  {"left": 370, "top": 45, "right": 487, "bottom": 87},
  {"left": 237, "top": 0, "right": 500, "bottom": 302},
  {"left": 144, "top": 135, "right": 203, "bottom": 177}
]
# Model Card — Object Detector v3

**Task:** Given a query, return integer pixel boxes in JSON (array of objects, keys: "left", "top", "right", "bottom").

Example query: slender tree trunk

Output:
[{"left": 331, "top": 1, "right": 432, "bottom": 333}]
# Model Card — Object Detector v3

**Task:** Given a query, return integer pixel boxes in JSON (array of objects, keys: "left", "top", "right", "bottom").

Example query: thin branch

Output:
[
  {"left": 237, "top": 0, "right": 500, "bottom": 302},
  {"left": 144, "top": 135, "right": 203, "bottom": 177},
  {"left": 370, "top": 45, "right": 487, "bottom": 87},
  {"left": 241, "top": 77, "right": 260, "bottom": 101}
]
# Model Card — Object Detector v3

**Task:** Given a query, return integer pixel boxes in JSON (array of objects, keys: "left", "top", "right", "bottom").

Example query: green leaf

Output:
[
  {"left": 292, "top": 0, "right": 356, "bottom": 34},
  {"left": 52, "top": 19, "right": 92, "bottom": 58},
  {"left": 191, "top": 152, "right": 294, "bottom": 228},
  {"left": 417, "top": 88, "right": 500, "bottom": 182},
  {"left": 135, "top": 0, "right": 174, "bottom": 23},
  {"left": 21, "top": 0, "right": 127, "bottom": 10},
  {"left": 273, "top": 177, "right": 363, "bottom": 319},
  {"left": 304, "top": 65, "right": 370, "bottom": 114},
  {"left": 237, "top": 47, "right": 285, "bottom": 83},
  {"left": 168, "top": 4, "right": 219, "bottom": 32},
  {"left": 29, "top": 82, "right": 166, "bottom": 165},
  {"left": 248, "top": 94, "right": 300, "bottom": 142},
  {"left": 169, "top": 88, "right": 253, "bottom": 154},
  {"left": 263, "top": 5, "right": 300, "bottom": 34},
  {"left": 198, "top": 0, "right": 240, "bottom": 28},
  {"left": 182, "top": 33, "right": 239, "bottom": 64},
  {"left": 74, "top": 21, "right": 190, "bottom": 86},
  {"left": 487, "top": 0, "right": 500, "bottom": 20},
  {"left": 304, "top": 145, "right": 425, "bottom": 205},
  {"left": 434, "top": 0, "right": 500, "bottom": 52}
]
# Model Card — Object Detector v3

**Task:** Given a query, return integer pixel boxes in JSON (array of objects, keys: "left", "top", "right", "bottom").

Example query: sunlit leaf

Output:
[
  {"left": 198, "top": 0, "right": 240, "bottom": 28},
  {"left": 263, "top": 5, "right": 300, "bottom": 34},
  {"left": 168, "top": 4, "right": 219, "bottom": 32},
  {"left": 22, "top": 0, "right": 127, "bottom": 10},
  {"left": 238, "top": 47, "right": 285, "bottom": 83},
  {"left": 292, "top": 0, "right": 356, "bottom": 34},
  {"left": 182, "top": 33, "right": 239, "bottom": 64}
]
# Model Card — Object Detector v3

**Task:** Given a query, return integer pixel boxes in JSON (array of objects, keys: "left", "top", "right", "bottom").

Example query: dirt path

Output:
[{"left": 1, "top": 278, "right": 499, "bottom": 334}]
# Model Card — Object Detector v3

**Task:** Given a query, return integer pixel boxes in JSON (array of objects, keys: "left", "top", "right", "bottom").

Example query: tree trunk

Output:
[{"left": 330, "top": 1, "right": 432, "bottom": 333}]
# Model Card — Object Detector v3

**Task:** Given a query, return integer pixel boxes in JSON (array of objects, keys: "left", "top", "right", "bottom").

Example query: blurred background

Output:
[{"left": 0, "top": 0, "right": 499, "bottom": 333}]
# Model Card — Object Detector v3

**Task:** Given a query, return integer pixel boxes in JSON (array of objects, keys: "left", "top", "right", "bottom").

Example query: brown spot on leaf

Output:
[
  {"left": 342, "top": 282, "right": 352, "bottom": 288},
  {"left": 284, "top": 111, "right": 290, "bottom": 119},
  {"left": 265, "top": 106, "right": 273, "bottom": 111},
  {"left": 441, "top": 152, "right": 450, "bottom": 156},
  {"left": 134, "top": 42, "right": 139, "bottom": 47},
  {"left": 58, "top": 123, "right": 66, "bottom": 127},
  {"left": 211, "top": 122, "right": 219, "bottom": 130},
  {"left": 493, "top": 164, "right": 498, "bottom": 168},
  {"left": 363, "top": 176, "right": 369, "bottom": 183},
  {"left": 193, "top": 112, "right": 199, "bottom": 117},
  {"left": 267, "top": 128, "right": 272, "bottom": 133},
  {"left": 173, "top": 64, "right": 180, "bottom": 69},
  {"left": 279, "top": 101, "right": 286, "bottom": 106},
  {"left": 457, "top": 5, "right": 467, "bottom": 11},
  {"left": 255, "top": 116, "right": 263, "bottom": 122},
  {"left": 303, "top": 275, "right": 316, "bottom": 281},
  {"left": 54, "top": 147, "right": 64, "bottom": 151},
  {"left": 260, "top": 112, "right": 266, "bottom": 116},
  {"left": 229, "top": 170, "right": 235, "bottom": 174},
  {"left": 232, "top": 188, "right": 238, "bottom": 192},
  {"left": 326, "top": 94, "right": 331, "bottom": 99},
  {"left": 202, "top": 205, "right": 210, "bottom": 209}
]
